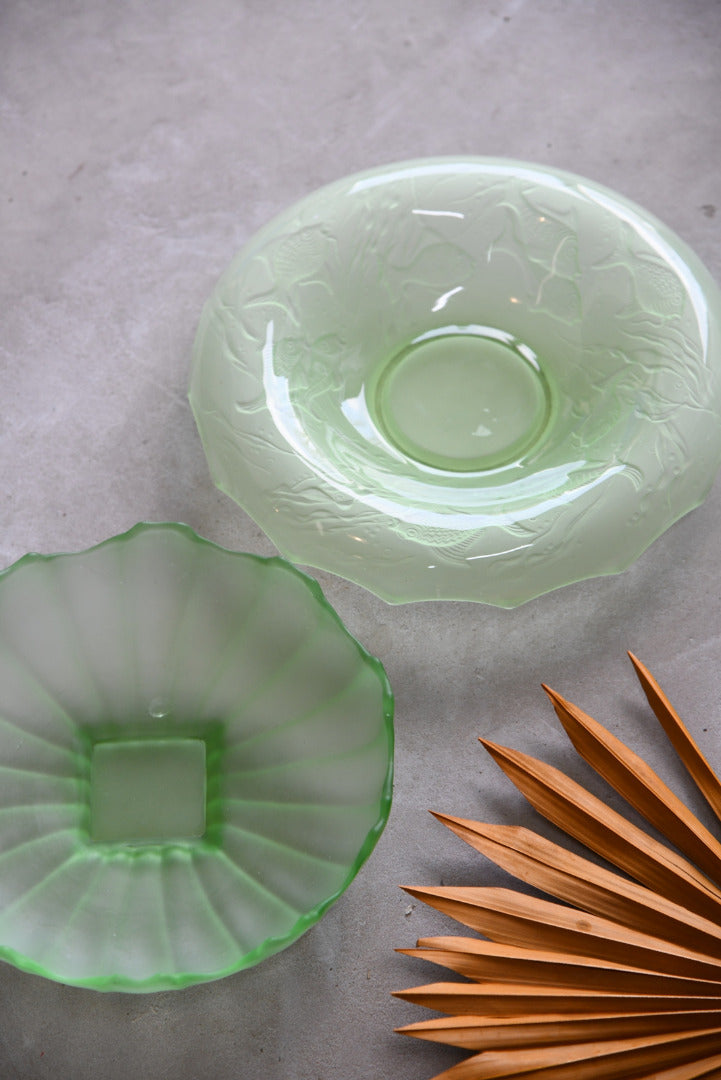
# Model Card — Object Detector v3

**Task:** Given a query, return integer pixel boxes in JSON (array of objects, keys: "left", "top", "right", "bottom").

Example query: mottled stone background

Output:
[{"left": 2, "top": 2, "right": 721, "bottom": 1077}]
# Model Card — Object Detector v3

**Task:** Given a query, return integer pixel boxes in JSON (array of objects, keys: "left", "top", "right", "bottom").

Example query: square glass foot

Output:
[{"left": 90, "top": 738, "right": 207, "bottom": 844}]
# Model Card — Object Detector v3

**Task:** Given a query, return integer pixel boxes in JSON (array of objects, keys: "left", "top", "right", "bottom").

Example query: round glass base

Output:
[{"left": 371, "top": 328, "right": 551, "bottom": 471}]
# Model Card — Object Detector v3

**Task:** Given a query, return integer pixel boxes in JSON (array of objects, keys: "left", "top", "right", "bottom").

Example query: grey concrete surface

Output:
[{"left": 2, "top": 1, "right": 721, "bottom": 1077}]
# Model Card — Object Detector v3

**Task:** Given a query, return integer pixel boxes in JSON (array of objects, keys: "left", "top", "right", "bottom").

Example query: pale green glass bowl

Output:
[
  {"left": 0, "top": 523, "right": 393, "bottom": 991},
  {"left": 189, "top": 158, "right": 721, "bottom": 606}
]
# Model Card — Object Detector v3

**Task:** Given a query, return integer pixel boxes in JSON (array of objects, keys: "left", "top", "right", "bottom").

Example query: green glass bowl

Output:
[
  {"left": 0, "top": 523, "right": 393, "bottom": 991},
  {"left": 189, "top": 158, "right": 721, "bottom": 606}
]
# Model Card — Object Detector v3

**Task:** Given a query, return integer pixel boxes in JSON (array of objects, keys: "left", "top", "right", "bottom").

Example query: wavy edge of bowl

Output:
[{"left": 0, "top": 522, "right": 395, "bottom": 991}]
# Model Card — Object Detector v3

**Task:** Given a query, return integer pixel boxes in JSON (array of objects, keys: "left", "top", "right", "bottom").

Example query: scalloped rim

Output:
[{"left": 0, "top": 522, "right": 394, "bottom": 991}]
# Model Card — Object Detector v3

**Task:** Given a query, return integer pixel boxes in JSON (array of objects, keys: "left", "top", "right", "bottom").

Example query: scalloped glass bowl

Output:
[
  {"left": 0, "top": 523, "right": 393, "bottom": 991},
  {"left": 189, "top": 158, "right": 721, "bottom": 605}
]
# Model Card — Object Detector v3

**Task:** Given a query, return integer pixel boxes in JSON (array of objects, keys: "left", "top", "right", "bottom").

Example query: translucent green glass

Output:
[
  {"left": 189, "top": 158, "right": 721, "bottom": 605},
  {"left": 0, "top": 523, "right": 393, "bottom": 991}
]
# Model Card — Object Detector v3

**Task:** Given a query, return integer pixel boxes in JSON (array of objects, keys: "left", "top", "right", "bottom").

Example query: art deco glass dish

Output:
[
  {"left": 189, "top": 158, "right": 721, "bottom": 605},
  {"left": 0, "top": 523, "right": 393, "bottom": 991}
]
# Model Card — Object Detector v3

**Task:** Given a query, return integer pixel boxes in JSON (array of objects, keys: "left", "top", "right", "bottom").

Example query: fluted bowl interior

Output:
[
  {"left": 0, "top": 523, "right": 393, "bottom": 991},
  {"left": 190, "top": 158, "right": 721, "bottom": 605}
]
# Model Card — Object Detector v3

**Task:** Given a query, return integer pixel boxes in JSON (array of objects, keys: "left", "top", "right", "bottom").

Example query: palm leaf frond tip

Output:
[{"left": 396, "top": 655, "right": 721, "bottom": 1080}]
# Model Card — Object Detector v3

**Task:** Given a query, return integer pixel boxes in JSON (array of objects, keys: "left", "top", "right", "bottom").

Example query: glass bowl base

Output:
[
  {"left": 89, "top": 738, "right": 207, "bottom": 845},
  {"left": 370, "top": 325, "right": 552, "bottom": 471}
]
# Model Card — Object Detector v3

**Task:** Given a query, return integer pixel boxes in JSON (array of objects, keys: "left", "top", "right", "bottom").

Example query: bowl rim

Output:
[{"left": 216, "top": 154, "right": 714, "bottom": 277}]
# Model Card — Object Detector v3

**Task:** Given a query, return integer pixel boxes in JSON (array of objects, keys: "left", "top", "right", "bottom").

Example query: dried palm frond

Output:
[{"left": 394, "top": 654, "right": 721, "bottom": 1080}]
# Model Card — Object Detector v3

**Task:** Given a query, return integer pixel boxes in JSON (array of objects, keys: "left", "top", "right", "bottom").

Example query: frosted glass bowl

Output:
[
  {"left": 189, "top": 158, "right": 721, "bottom": 605},
  {"left": 0, "top": 523, "right": 393, "bottom": 991}
]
